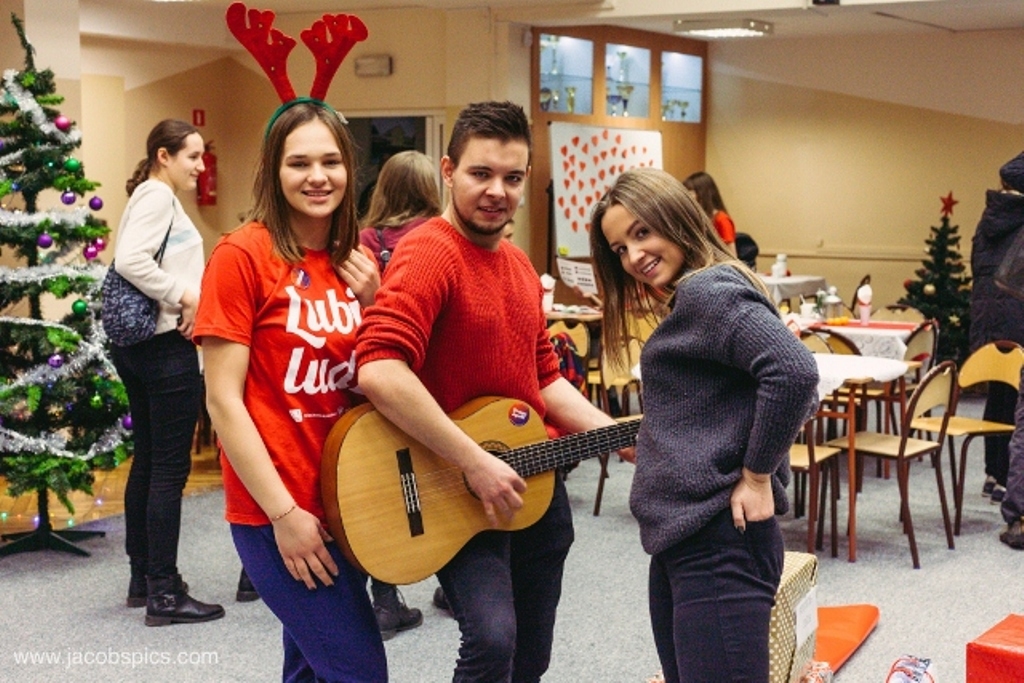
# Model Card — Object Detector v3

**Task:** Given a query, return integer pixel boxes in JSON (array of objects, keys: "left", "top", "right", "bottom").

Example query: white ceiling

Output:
[{"left": 80, "top": 0, "right": 1024, "bottom": 47}]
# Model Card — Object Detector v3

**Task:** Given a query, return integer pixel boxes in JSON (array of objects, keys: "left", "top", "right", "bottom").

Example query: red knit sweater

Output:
[{"left": 356, "top": 218, "right": 561, "bottom": 416}]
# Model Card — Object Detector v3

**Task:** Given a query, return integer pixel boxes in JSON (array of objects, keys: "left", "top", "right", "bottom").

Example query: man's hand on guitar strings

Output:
[
  {"left": 272, "top": 506, "right": 340, "bottom": 589},
  {"left": 464, "top": 453, "right": 528, "bottom": 527}
]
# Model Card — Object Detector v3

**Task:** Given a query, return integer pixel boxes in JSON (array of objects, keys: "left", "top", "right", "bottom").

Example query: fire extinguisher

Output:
[{"left": 197, "top": 141, "right": 217, "bottom": 206}]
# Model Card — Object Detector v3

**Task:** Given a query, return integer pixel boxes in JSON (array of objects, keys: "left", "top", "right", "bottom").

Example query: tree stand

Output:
[{"left": 0, "top": 488, "right": 104, "bottom": 557}]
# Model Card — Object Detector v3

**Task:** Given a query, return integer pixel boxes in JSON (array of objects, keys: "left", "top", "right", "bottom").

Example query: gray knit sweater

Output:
[{"left": 629, "top": 265, "right": 819, "bottom": 556}]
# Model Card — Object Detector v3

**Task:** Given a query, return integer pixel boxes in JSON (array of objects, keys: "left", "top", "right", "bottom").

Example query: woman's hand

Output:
[
  {"left": 729, "top": 467, "right": 775, "bottom": 532},
  {"left": 177, "top": 289, "right": 198, "bottom": 338},
  {"left": 271, "top": 506, "right": 339, "bottom": 590},
  {"left": 335, "top": 249, "right": 380, "bottom": 308}
]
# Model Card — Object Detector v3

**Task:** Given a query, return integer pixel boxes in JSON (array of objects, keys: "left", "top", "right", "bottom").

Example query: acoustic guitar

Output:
[{"left": 321, "top": 396, "right": 640, "bottom": 585}]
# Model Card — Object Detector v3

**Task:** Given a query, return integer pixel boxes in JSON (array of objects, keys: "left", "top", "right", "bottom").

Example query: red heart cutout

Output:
[
  {"left": 564, "top": 208, "right": 571, "bottom": 219},
  {"left": 564, "top": 179, "right": 570, "bottom": 190},
  {"left": 570, "top": 195, "right": 578, "bottom": 205},
  {"left": 558, "top": 196, "right": 565, "bottom": 207},
  {"left": 571, "top": 137, "right": 579, "bottom": 146},
  {"left": 591, "top": 136, "right": 599, "bottom": 146},
  {"left": 602, "top": 129, "right": 609, "bottom": 139},
  {"left": 561, "top": 145, "right": 568, "bottom": 156},
  {"left": 615, "top": 134, "right": 622, "bottom": 144}
]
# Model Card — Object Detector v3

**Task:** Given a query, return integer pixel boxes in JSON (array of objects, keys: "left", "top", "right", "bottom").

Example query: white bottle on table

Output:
[{"left": 771, "top": 254, "right": 788, "bottom": 278}]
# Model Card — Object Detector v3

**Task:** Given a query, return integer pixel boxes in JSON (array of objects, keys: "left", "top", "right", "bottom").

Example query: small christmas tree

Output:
[
  {"left": 899, "top": 192, "right": 972, "bottom": 364},
  {"left": 0, "top": 14, "right": 132, "bottom": 556}
]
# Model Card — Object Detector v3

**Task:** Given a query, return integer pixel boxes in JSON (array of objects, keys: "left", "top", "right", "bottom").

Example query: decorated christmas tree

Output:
[
  {"left": 0, "top": 14, "right": 131, "bottom": 556},
  {"left": 899, "top": 192, "right": 972, "bottom": 364}
]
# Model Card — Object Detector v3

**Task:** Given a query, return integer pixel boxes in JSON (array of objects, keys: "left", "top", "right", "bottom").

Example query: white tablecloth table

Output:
[
  {"left": 811, "top": 320, "right": 917, "bottom": 360},
  {"left": 758, "top": 274, "right": 828, "bottom": 305},
  {"left": 813, "top": 353, "right": 910, "bottom": 562}
]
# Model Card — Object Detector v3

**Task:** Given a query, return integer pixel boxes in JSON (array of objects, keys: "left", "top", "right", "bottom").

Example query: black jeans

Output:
[
  {"left": 436, "top": 476, "right": 574, "bottom": 683},
  {"left": 1002, "top": 371, "right": 1024, "bottom": 523},
  {"left": 111, "top": 331, "right": 201, "bottom": 579},
  {"left": 984, "top": 381, "right": 1017, "bottom": 485},
  {"left": 649, "top": 509, "right": 784, "bottom": 683}
]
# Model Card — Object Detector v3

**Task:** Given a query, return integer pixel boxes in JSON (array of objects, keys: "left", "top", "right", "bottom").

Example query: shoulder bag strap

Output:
[
  {"left": 376, "top": 226, "right": 391, "bottom": 270},
  {"left": 153, "top": 200, "right": 175, "bottom": 265}
]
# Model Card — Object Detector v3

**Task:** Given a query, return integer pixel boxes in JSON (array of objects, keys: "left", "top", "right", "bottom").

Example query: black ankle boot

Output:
[
  {"left": 145, "top": 575, "right": 225, "bottom": 627},
  {"left": 236, "top": 568, "right": 259, "bottom": 602},
  {"left": 129, "top": 565, "right": 190, "bottom": 608},
  {"left": 372, "top": 582, "right": 422, "bottom": 640}
]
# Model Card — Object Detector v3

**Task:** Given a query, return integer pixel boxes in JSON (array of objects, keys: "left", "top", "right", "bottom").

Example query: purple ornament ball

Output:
[
  {"left": 54, "top": 115, "right": 71, "bottom": 131},
  {"left": 60, "top": 191, "right": 76, "bottom": 205},
  {"left": 122, "top": 414, "right": 133, "bottom": 430},
  {"left": 37, "top": 233, "right": 53, "bottom": 248},
  {"left": 93, "top": 237, "right": 106, "bottom": 251},
  {"left": 89, "top": 196, "right": 104, "bottom": 211},
  {"left": 48, "top": 353, "right": 64, "bottom": 368},
  {"left": 83, "top": 245, "right": 99, "bottom": 260}
]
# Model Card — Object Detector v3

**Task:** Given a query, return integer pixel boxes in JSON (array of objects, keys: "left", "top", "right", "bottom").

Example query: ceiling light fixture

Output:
[{"left": 672, "top": 18, "right": 773, "bottom": 39}]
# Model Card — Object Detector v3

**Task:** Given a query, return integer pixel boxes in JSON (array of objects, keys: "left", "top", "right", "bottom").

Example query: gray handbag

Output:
[{"left": 995, "top": 228, "right": 1024, "bottom": 302}]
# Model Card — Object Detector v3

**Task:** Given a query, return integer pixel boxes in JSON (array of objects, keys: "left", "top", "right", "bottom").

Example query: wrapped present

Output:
[
  {"left": 799, "top": 661, "right": 833, "bottom": 683},
  {"left": 967, "top": 614, "right": 1024, "bottom": 682},
  {"left": 769, "top": 552, "right": 819, "bottom": 683},
  {"left": 886, "top": 654, "right": 936, "bottom": 682}
]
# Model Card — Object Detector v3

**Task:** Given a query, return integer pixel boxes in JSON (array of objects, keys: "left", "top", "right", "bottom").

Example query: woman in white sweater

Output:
[{"left": 108, "top": 119, "right": 222, "bottom": 626}]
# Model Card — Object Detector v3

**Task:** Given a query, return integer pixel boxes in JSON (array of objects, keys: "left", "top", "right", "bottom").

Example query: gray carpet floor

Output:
[{"left": 0, "top": 394, "right": 1019, "bottom": 682}]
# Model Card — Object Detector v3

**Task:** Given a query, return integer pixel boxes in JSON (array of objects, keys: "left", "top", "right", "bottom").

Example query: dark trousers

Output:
[
  {"left": 111, "top": 331, "right": 200, "bottom": 579},
  {"left": 984, "top": 382, "right": 1017, "bottom": 485},
  {"left": 436, "top": 476, "right": 574, "bottom": 683},
  {"left": 1002, "top": 370, "right": 1024, "bottom": 523},
  {"left": 649, "top": 510, "right": 784, "bottom": 683},
  {"left": 231, "top": 524, "right": 387, "bottom": 683}
]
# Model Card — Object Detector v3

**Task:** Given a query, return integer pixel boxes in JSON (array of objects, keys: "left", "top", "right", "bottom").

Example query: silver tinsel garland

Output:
[
  {"left": 0, "top": 205, "right": 92, "bottom": 231},
  {"left": 0, "top": 422, "right": 128, "bottom": 461},
  {"left": 0, "top": 68, "right": 81, "bottom": 184}
]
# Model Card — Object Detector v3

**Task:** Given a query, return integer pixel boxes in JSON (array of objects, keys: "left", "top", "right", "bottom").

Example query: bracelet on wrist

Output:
[{"left": 270, "top": 503, "right": 297, "bottom": 522}]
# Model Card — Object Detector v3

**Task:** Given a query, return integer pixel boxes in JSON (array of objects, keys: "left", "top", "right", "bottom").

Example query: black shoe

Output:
[
  {"left": 432, "top": 586, "right": 451, "bottom": 614},
  {"left": 991, "top": 485, "right": 1007, "bottom": 504},
  {"left": 236, "top": 568, "right": 259, "bottom": 602},
  {"left": 373, "top": 585, "right": 422, "bottom": 640},
  {"left": 1000, "top": 520, "right": 1024, "bottom": 549},
  {"left": 128, "top": 573, "right": 188, "bottom": 608},
  {"left": 983, "top": 475, "right": 997, "bottom": 496},
  {"left": 145, "top": 575, "right": 225, "bottom": 627}
]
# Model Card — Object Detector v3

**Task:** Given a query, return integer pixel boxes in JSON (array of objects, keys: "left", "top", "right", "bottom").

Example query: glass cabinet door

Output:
[
  {"left": 661, "top": 51, "right": 703, "bottom": 123},
  {"left": 605, "top": 43, "right": 650, "bottom": 118},
  {"left": 539, "top": 34, "right": 594, "bottom": 115}
]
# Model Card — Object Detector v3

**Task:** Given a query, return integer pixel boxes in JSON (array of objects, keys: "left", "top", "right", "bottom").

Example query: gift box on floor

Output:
[
  {"left": 769, "top": 551, "right": 819, "bottom": 683},
  {"left": 967, "top": 614, "right": 1024, "bottom": 682}
]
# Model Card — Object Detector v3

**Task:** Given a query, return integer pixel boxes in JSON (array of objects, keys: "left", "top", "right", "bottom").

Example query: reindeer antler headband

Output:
[{"left": 226, "top": 2, "right": 368, "bottom": 134}]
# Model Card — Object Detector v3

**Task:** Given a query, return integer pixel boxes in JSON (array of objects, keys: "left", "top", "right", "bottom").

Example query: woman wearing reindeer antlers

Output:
[{"left": 194, "top": 5, "right": 386, "bottom": 680}]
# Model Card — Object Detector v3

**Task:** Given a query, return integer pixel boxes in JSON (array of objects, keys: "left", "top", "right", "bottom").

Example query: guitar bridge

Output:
[{"left": 396, "top": 448, "right": 424, "bottom": 537}]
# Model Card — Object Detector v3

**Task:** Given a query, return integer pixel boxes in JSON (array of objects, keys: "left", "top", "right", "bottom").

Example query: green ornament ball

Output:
[
  {"left": 72, "top": 299, "right": 88, "bottom": 316},
  {"left": 90, "top": 393, "right": 103, "bottom": 409},
  {"left": 64, "top": 157, "right": 82, "bottom": 172}
]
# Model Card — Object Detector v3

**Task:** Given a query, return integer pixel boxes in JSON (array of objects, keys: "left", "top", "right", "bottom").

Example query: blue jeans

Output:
[
  {"left": 436, "top": 476, "right": 574, "bottom": 683},
  {"left": 111, "top": 330, "right": 200, "bottom": 579},
  {"left": 232, "top": 524, "right": 387, "bottom": 683},
  {"left": 649, "top": 509, "right": 783, "bottom": 683}
]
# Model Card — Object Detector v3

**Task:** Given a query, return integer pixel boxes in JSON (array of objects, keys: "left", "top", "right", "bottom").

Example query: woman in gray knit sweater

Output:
[{"left": 590, "top": 168, "right": 818, "bottom": 683}]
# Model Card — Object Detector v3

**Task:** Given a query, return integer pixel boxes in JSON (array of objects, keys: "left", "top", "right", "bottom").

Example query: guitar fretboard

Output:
[{"left": 496, "top": 419, "right": 640, "bottom": 478}]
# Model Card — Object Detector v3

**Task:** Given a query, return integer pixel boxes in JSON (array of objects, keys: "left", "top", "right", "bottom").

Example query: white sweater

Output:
[{"left": 112, "top": 179, "right": 205, "bottom": 336}]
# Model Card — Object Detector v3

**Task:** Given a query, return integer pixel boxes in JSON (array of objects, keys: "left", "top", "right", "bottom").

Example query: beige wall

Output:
[{"left": 705, "top": 28, "right": 1024, "bottom": 308}]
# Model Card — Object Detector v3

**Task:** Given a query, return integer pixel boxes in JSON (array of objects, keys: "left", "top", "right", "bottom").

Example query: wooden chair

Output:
[
  {"left": 825, "top": 361, "right": 959, "bottom": 568},
  {"left": 871, "top": 304, "right": 926, "bottom": 323},
  {"left": 862, "top": 319, "right": 939, "bottom": 437},
  {"left": 848, "top": 274, "right": 871, "bottom": 313},
  {"left": 822, "top": 329, "right": 861, "bottom": 356},
  {"left": 592, "top": 337, "right": 643, "bottom": 515},
  {"left": 912, "top": 340, "right": 1024, "bottom": 534},
  {"left": 547, "top": 320, "right": 589, "bottom": 360},
  {"left": 800, "top": 330, "right": 832, "bottom": 354},
  {"left": 790, "top": 419, "right": 842, "bottom": 556}
]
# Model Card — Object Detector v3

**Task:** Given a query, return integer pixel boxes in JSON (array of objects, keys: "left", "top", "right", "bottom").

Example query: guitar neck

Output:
[{"left": 498, "top": 420, "right": 640, "bottom": 478}]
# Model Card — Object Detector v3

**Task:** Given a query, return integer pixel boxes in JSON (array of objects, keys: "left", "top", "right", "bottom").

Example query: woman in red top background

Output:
[{"left": 684, "top": 171, "right": 738, "bottom": 258}]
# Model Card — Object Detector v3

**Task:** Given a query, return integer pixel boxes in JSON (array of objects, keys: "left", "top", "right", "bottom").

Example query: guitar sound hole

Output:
[{"left": 463, "top": 440, "right": 511, "bottom": 500}]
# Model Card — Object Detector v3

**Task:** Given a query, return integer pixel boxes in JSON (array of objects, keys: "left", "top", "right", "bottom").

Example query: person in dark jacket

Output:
[{"left": 970, "top": 151, "right": 1024, "bottom": 502}]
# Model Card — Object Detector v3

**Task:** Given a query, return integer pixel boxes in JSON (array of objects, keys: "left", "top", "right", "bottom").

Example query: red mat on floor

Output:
[{"left": 814, "top": 604, "right": 880, "bottom": 672}]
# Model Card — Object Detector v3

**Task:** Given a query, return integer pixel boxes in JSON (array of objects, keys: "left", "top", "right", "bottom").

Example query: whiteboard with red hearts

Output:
[{"left": 550, "top": 122, "right": 662, "bottom": 257}]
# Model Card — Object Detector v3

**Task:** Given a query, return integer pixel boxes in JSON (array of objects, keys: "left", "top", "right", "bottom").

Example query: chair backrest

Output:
[
  {"left": 870, "top": 304, "right": 926, "bottom": 323},
  {"left": 905, "top": 360, "right": 958, "bottom": 429},
  {"left": 548, "top": 320, "right": 589, "bottom": 359},
  {"left": 600, "top": 338, "right": 643, "bottom": 390},
  {"left": 800, "top": 330, "right": 832, "bottom": 354},
  {"left": 904, "top": 320, "right": 938, "bottom": 370},
  {"left": 824, "top": 329, "right": 861, "bottom": 356},
  {"left": 959, "top": 340, "right": 1024, "bottom": 390}
]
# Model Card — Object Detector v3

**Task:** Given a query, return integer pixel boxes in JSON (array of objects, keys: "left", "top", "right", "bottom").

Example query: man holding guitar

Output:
[{"left": 356, "top": 101, "right": 633, "bottom": 682}]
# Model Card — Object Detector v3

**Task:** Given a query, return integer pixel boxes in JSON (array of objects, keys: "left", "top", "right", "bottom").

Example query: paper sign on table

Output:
[{"left": 556, "top": 258, "right": 599, "bottom": 295}]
